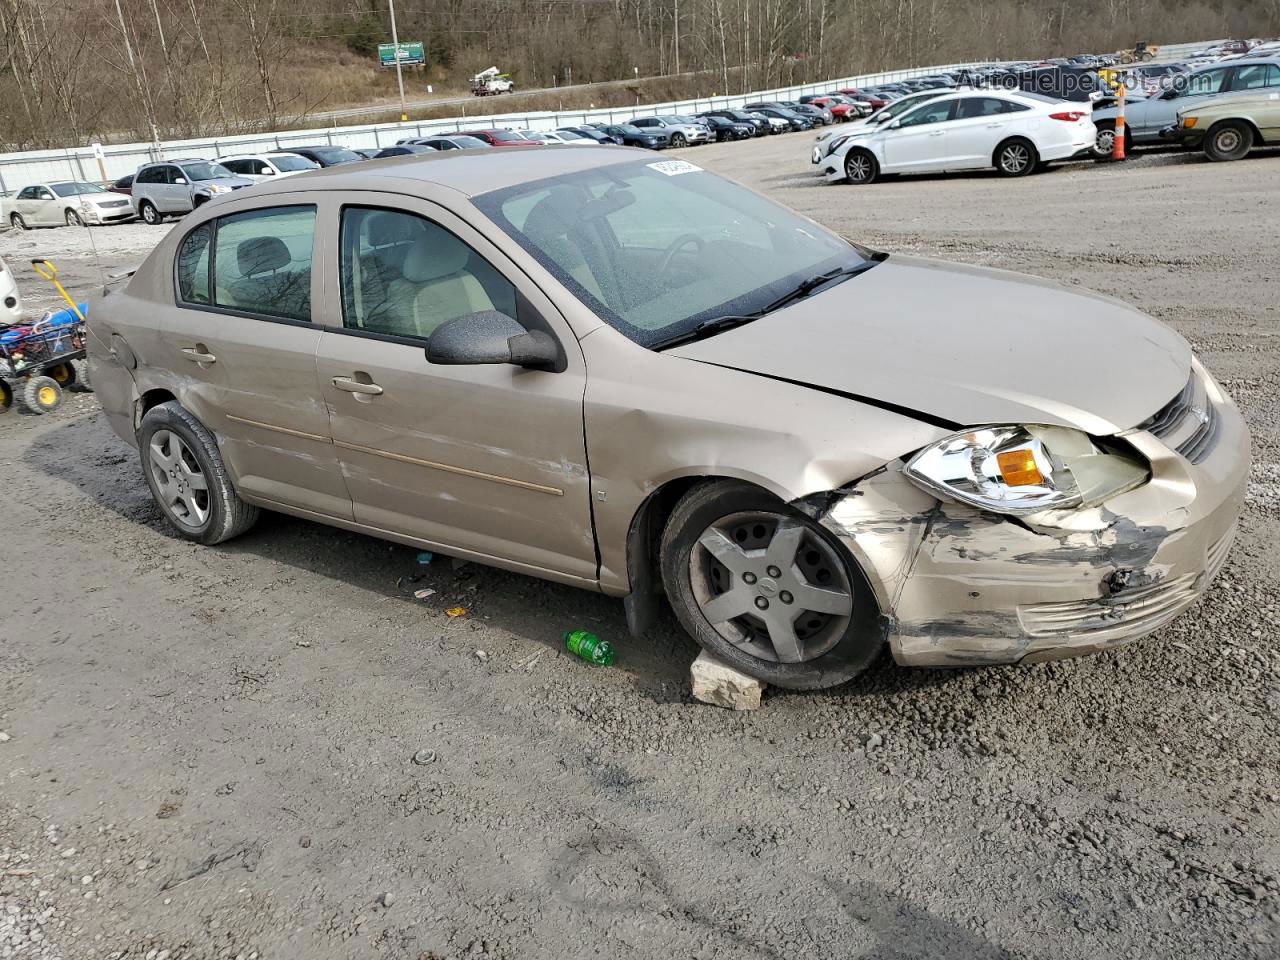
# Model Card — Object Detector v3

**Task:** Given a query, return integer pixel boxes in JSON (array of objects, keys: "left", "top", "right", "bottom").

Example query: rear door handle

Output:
[
  {"left": 181, "top": 346, "right": 216, "bottom": 363},
  {"left": 986, "top": 122, "right": 1006, "bottom": 128},
  {"left": 332, "top": 376, "right": 383, "bottom": 396}
]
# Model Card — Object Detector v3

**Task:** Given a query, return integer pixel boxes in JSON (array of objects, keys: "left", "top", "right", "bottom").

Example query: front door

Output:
[
  {"left": 158, "top": 200, "right": 352, "bottom": 518},
  {"left": 1136, "top": 66, "right": 1230, "bottom": 137},
  {"left": 16, "top": 185, "right": 59, "bottom": 225},
  {"left": 312, "top": 194, "right": 597, "bottom": 585},
  {"left": 881, "top": 98, "right": 958, "bottom": 171}
]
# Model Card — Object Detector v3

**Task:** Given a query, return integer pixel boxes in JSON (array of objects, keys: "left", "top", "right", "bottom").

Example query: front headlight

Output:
[
  {"left": 904, "top": 425, "right": 1149, "bottom": 516},
  {"left": 828, "top": 135, "right": 851, "bottom": 153}
]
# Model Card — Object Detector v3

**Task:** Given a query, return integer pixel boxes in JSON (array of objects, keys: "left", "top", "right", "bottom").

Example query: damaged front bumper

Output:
[{"left": 796, "top": 390, "right": 1249, "bottom": 668}]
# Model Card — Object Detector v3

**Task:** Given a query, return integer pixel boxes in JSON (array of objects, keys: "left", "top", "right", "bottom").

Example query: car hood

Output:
[
  {"left": 85, "top": 192, "right": 132, "bottom": 204},
  {"left": 668, "top": 256, "right": 1190, "bottom": 435}
]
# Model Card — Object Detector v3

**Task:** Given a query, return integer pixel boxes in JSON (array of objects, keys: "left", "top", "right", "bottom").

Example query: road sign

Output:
[{"left": 378, "top": 42, "right": 425, "bottom": 67}]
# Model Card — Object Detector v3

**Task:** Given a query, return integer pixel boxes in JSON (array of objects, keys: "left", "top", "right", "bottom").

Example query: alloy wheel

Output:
[
  {"left": 1000, "top": 143, "right": 1031, "bottom": 173},
  {"left": 10, "top": 213, "right": 27, "bottom": 230},
  {"left": 1095, "top": 128, "right": 1116, "bottom": 155},
  {"left": 845, "top": 152, "right": 874, "bottom": 183},
  {"left": 688, "top": 511, "right": 854, "bottom": 663},
  {"left": 141, "top": 203, "right": 160, "bottom": 225},
  {"left": 65, "top": 209, "right": 84, "bottom": 227},
  {"left": 672, "top": 133, "right": 686, "bottom": 147},
  {"left": 148, "top": 429, "right": 210, "bottom": 529}
]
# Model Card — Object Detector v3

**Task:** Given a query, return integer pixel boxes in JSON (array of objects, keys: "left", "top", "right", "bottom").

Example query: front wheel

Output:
[
  {"left": 843, "top": 149, "right": 879, "bottom": 185},
  {"left": 995, "top": 138, "right": 1038, "bottom": 176},
  {"left": 137, "top": 401, "right": 259, "bottom": 544},
  {"left": 139, "top": 201, "right": 162, "bottom": 225},
  {"left": 670, "top": 132, "right": 687, "bottom": 148},
  {"left": 65, "top": 208, "right": 84, "bottom": 227},
  {"left": 659, "top": 481, "right": 883, "bottom": 689},
  {"left": 1204, "top": 121, "right": 1253, "bottom": 162}
]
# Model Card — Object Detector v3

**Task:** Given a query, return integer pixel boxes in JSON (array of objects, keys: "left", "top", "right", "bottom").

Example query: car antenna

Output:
[{"left": 69, "top": 158, "right": 109, "bottom": 294}]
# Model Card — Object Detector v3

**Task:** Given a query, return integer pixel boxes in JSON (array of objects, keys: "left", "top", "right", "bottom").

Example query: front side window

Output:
[
  {"left": 210, "top": 206, "right": 315, "bottom": 320},
  {"left": 473, "top": 159, "right": 867, "bottom": 347},
  {"left": 339, "top": 207, "right": 517, "bottom": 341},
  {"left": 898, "top": 100, "right": 956, "bottom": 126}
]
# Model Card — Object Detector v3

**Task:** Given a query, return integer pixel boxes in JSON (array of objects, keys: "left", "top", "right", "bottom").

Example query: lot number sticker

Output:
[{"left": 648, "top": 160, "right": 703, "bottom": 176}]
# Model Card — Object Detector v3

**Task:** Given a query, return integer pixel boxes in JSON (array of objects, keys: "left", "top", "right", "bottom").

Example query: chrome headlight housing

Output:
[{"left": 904, "top": 425, "right": 1149, "bottom": 516}]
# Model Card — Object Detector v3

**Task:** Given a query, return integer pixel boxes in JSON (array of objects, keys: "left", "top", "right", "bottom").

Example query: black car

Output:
[
  {"left": 696, "top": 114, "right": 754, "bottom": 141},
  {"left": 700, "top": 109, "right": 771, "bottom": 135},
  {"left": 744, "top": 104, "right": 813, "bottom": 131},
  {"left": 282, "top": 145, "right": 365, "bottom": 167},
  {"left": 599, "top": 123, "right": 667, "bottom": 149},
  {"left": 779, "top": 101, "right": 833, "bottom": 125},
  {"left": 372, "top": 144, "right": 437, "bottom": 159}
]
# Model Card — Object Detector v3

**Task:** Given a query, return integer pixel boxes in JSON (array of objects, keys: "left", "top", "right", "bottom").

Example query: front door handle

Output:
[
  {"left": 986, "top": 122, "right": 1005, "bottom": 128},
  {"left": 332, "top": 376, "right": 383, "bottom": 396},
  {"left": 181, "top": 346, "right": 216, "bottom": 364},
  {"left": 928, "top": 130, "right": 945, "bottom": 137}
]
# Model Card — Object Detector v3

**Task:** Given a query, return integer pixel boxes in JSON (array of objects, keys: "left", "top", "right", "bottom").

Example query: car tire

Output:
[
  {"left": 1203, "top": 120, "right": 1253, "bottom": 162},
  {"left": 47, "top": 361, "right": 77, "bottom": 389},
  {"left": 10, "top": 213, "right": 28, "bottom": 230},
  {"left": 71, "top": 358, "right": 91, "bottom": 392},
  {"left": 1092, "top": 121, "right": 1133, "bottom": 159},
  {"left": 0, "top": 379, "right": 13, "bottom": 413},
  {"left": 671, "top": 132, "right": 687, "bottom": 148},
  {"left": 995, "top": 137, "right": 1038, "bottom": 176},
  {"left": 843, "top": 149, "right": 879, "bottom": 185},
  {"left": 660, "top": 480, "right": 883, "bottom": 689},
  {"left": 137, "top": 401, "right": 259, "bottom": 545},
  {"left": 65, "top": 208, "right": 84, "bottom": 227},
  {"left": 22, "top": 375, "right": 63, "bottom": 414},
  {"left": 139, "top": 201, "right": 162, "bottom": 225}
]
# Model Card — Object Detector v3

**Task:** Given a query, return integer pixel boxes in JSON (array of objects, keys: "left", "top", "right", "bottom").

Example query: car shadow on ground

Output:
[{"left": 24, "top": 411, "right": 975, "bottom": 704}]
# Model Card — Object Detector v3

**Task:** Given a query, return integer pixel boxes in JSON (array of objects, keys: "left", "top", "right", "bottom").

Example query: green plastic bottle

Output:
[{"left": 563, "top": 630, "right": 615, "bottom": 666}]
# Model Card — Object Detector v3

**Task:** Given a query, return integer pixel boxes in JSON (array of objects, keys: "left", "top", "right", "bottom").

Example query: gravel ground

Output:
[{"left": 1, "top": 138, "right": 1277, "bottom": 960}]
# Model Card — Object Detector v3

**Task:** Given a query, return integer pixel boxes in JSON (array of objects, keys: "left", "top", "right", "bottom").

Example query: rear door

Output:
[
  {"left": 312, "top": 192, "right": 597, "bottom": 584},
  {"left": 156, "top": 165, "right": 187, "bottom": 213},
  {"left": 946, "top": 96, "right": 1027, "bottom": 167},
  {"left": 160, "top": 199, "right": 352, "bottom": 518}
]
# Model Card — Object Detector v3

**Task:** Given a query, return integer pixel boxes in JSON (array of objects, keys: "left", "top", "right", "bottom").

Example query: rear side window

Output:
[
  {"left": 176, "top": 206, "right": 315, "bottom": 321},
  {"left": 1232, "top": 63, "right": 1280, "bottom": 89}
]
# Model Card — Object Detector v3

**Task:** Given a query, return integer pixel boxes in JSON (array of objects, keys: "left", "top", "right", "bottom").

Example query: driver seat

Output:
[{"left": 388, "top": 222, "right": 494, "bottom": 339}]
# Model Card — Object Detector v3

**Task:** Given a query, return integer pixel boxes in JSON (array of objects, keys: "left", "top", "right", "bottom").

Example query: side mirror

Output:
[
  {"left": 174, "top": 177, "right": 188, "bottom": 185},
  {"left": 426, "top": 311, "right": 558, "bottom": 370}
]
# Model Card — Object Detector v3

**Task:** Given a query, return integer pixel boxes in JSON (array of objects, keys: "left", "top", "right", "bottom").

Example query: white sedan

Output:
[
  {"left": 817, "top": 91, "right": 1096, "bottom": 184},
  {"left": 7, "top": 181, "right": 136, "bottom": 228},
  {"left": 216, "top": 152, "right": 321, "bottom": 181}
]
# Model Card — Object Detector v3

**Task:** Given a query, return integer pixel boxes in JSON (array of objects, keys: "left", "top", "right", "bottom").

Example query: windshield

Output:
[
  {"left": 872, "top": 91, "right": 943, "bottom": 120},
  {"left": 473, "top": 159, "right": 870, "bottom": 348},
  {"left": 308, "top": 148, "right": 362, "bottom": 163},
  {"left": 272, "top": 155, "right": 319, "bottom": 172},
  {"left": 51, "top": 181, "right": 107, "bottom": 197},
  {"left": 180, "top": 162, "right": 234, "bottom": 181},
  {"left": 614, "top": 125, "right": 643, "bottom": 135},
  {"left": 451, "top": 136, "right": 488, "bottom": 149}
]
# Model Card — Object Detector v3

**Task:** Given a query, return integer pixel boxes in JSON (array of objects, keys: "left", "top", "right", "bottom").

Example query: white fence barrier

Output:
[{"left": 0, "top": 39, "right": 1220, "bottom": 193}]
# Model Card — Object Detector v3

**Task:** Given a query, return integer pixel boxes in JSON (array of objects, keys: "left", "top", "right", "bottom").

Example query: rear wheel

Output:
[
  {"left": 139, "top": 201, "right": 161, "bottom": 225},
  {"left": 9, "top": 212, "right": 27, "bottom": 230},
  {"left": 137, "top": 401, "right": 259, "bottom": 544},
  {"left": 659, "top": 481, "right": 883, "bottom": 689},
  {"left": 22, "top": 376, "right": 63, "bottom": 414},
  {"left": 843, "top": 149, "right": 879, "bottom": 185},
  {"left": 1204, "top": 120, "right": 1253, "bottom": 162},
  {"left": 995, "top": 137, "right": 1038, "bottom": 176},
  {"left": 47, "top": 361, "right": 77, "bottom": 388},
  {"left": 0, "top": 380, "right": 12, "bottom": 413}
]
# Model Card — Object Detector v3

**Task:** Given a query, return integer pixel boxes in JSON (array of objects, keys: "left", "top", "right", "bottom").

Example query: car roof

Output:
[{"left": 242, "top": 145, "right": 650, "bottom": 199}]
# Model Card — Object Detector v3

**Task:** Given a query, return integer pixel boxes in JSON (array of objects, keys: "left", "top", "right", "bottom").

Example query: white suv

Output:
[{"left": 217, "top": 153, "right": 321, "bottom": 181}]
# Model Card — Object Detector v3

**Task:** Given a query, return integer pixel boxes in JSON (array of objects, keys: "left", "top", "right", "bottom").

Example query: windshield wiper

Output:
[
  {"left": 759, "top": 259, "right": 881, "bottom": 315},
  {"left": 651, "top": 315, "right": 760, "bottom": 351},
  {"left": 650, "top": 257, "right": 884, "bottom": 352}
]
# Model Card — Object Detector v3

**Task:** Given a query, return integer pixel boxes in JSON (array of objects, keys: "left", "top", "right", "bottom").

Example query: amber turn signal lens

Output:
[
  {"left": 996, "top": 449, "right": 1043, "bottom": 487},
  {"left": 1183, "top": 117, "right": 1198, "bottom": 128}
]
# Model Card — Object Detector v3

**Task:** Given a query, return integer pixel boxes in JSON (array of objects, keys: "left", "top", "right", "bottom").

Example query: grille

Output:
[
  {"left": 102, "top": 199, "right": 130, "bottom": 208},
  {"left": 1138, "top": 372, "right": 1221, "bottom": 464}
]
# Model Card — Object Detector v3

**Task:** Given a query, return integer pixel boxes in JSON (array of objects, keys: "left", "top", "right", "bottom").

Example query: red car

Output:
[{"left": 456, "top": 129, "right": 542, "bottom": 147}]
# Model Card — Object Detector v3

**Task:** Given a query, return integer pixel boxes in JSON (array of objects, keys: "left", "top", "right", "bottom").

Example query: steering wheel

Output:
[{"left": 656, "top": 233, "right": 706, "bottom": 277}]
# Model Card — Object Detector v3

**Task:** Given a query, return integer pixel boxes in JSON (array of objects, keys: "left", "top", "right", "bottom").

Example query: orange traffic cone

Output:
[{"left": 1111, "top": 84, "right": 1127, "bottom": 161}]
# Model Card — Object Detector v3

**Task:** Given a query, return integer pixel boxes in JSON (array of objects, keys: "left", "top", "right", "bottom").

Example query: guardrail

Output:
[{"left": 0, "top": 41, "right": 1222, "bottom": 193}]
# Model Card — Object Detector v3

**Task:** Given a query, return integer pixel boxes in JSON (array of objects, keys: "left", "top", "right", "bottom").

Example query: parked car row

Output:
[{"left": 807, "top": 44, "right": 1280, "bottom": 186}]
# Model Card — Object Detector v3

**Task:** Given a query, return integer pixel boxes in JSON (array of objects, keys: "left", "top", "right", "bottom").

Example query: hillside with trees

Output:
[{"left": 3, "top": 0, "right": 1279, "bottom": 148}]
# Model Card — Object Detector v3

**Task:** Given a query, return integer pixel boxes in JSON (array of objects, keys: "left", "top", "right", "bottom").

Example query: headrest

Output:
[
  {"left": 401, "top": 222, "right": 471, "bottom": 282},
  {"left": 238, "top": 236, "right": 290, "bottom": 276},
  {"left": 367, "top": 212, "right": 418, "bottom": 247}
]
